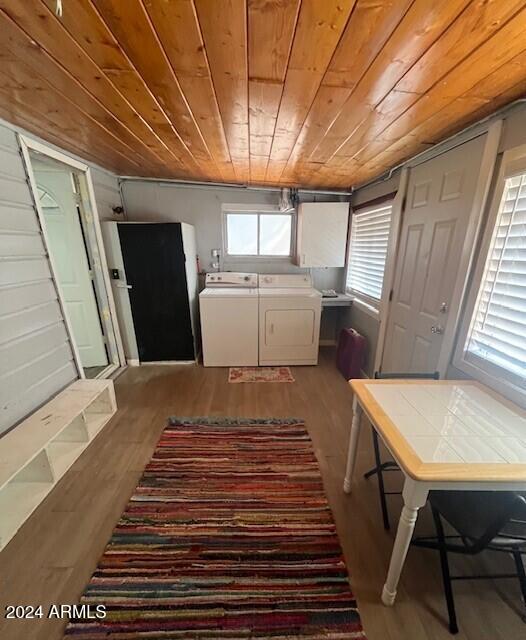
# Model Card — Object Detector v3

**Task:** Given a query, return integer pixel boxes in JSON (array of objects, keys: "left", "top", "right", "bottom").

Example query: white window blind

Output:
[
  {"left": 464, "top": 172, "right": 526, "bottom": 382},
  {"left": 346, "top": 203, "right": 392, "bottom": 301}
]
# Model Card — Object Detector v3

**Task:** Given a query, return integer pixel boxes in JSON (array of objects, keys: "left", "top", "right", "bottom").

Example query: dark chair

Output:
[
  {"left": 412, "top": 490, "right": 526, "bottom": 634},
  {"left": 363, "top": 371, "right": 440, "bottom": 530}
]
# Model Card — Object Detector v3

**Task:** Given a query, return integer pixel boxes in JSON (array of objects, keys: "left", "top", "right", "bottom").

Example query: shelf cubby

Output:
[{"left": 0, "top": 379, "right": 116, "bottom": 550}]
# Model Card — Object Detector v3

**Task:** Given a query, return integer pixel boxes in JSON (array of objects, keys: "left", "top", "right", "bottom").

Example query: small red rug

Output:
[
  {"left": 64, "top": 418, "right": 366, "bottom": 639},
  {"left": 229, "top": 366, "right": 295, "bottom": 383}
]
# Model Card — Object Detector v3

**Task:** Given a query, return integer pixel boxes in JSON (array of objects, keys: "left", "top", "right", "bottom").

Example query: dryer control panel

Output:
[{"left": 259, "top": 274, "right": 313, "bottom": 288}]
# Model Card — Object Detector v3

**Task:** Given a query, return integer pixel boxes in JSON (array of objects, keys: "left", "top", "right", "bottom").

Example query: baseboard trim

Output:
[
  {"left": 110, "top": 366, "right": 128, "bottom": 380},
  {"left": 259, "top": 361, "right": 319, "bottom": 366},
  {"left": 142, "top": 360, "right": 196, "bottom": 365}
]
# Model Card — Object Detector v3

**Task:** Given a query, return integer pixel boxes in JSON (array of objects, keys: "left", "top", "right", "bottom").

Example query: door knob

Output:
[
  {"left": 440, "top": 302, "right": 448, "bottom": 314},
  {"left": 431, "top": 325, "right": 444, "bottom": 334}
]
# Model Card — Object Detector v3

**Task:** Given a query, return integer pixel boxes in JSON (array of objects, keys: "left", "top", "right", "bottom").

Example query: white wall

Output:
[
  {"left": 91, "top": 168, "right": 123, "bottom": 222},
  {"left": 120, "top": 180, "right": 348, "bottom": 292},
  {"left": 352, "top": 170, "right": 402, "bottom": 207},
  {"left": 120, "top": 181, "right": 353, "bottom": 344}
]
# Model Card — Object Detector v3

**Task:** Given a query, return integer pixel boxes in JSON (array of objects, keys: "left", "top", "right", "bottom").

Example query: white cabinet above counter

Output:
[{"left": 294, "top": 202, "right": 349, "bottom": 268}]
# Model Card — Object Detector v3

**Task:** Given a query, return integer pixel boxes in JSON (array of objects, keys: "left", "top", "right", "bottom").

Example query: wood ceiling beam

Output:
[
  {"left": 351, "top": 49, "right": 526, "bottom": 186},
  {"left": 330, "top": 0, "right": 526, "bottom": 167},
  {"left": 194, "top": 0, "right": 250, "bottom": 183},
  {"left": 90, "top": 0, "right": 222, "bottom": 179},
  {"left": 280, "top": 0, "right": 414, "bottom": 187},
  {"left": 0, "top": 0, "right": 525, "bottom": 187},
  {"left": 264, "top": 0, "right": 357, "bottom": 184},
  {"left": 0, "top": 54, "right": 156, "bottom": 171},
  {"left": 143, "top": 0, "right": 236, "bottom": 183},
  {"left": 0, "top": 94, "right": 140, "bottom": 176},
  {"left": 247, "top": 0, "right": 300, "bottom": 183},
  {"left": 0, "top": 61, "right": 163, "bottom": 177},
  {"left": 306, "top": 0, "right": 472, "bottom": 165},
  {"left": 349, "top": 7, "right": 526, "bottom": 171},
  {"left": 38, "top": 0, "right": 198, "bottom": 177},
  {"left": 0, "top": 2, "right": 181, "bottom": 177}
]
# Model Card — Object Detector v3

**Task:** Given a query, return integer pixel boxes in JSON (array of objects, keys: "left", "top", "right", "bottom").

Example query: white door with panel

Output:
[
  {"left": 35, "top": 169, "right": 107, "bottom": 369},
  {"left": 382, "top": 135, "right": 486, "bottom": 373}
]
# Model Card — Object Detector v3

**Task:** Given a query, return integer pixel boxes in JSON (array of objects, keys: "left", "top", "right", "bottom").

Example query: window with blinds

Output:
[
  {"left": 464, "top": 172, "right": 526, "bottom": 383},
  {"left": 346, "top": 202, "right": 393, "bottom": 303}
]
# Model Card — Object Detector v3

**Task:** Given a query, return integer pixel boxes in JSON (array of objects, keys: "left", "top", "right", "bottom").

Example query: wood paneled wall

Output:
[{"left": 1, "top": 0, "right": 526, "bottom": 189}]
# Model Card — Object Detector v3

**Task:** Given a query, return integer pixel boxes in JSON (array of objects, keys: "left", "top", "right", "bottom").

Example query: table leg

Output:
[
  {"left": 343, "top": 395, "right": 362, "bottom": 494},
  {"left": 382, "top": 479, "right": 429, "bottom": 606}
]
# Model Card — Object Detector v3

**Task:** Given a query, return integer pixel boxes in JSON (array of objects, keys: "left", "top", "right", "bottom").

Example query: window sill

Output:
[
  {"left": 452, "top": 353, "right": 526, "bottom": 410},
  {"left": 223, "top": 256, "right": 294, "bottom": 264},
  {"left": 348, "top": 295, "right": 380, "bottom": 319}
]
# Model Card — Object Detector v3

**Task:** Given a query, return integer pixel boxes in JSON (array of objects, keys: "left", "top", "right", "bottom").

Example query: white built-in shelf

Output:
[
  {"left": 321, "top": 293, "right": 353, "bottom": 307},
  {"left": 0, "top": 379, "right": 116, "bottom": 551}
]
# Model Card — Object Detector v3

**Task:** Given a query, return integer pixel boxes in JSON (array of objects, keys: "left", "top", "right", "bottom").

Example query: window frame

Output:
[
  {"left": 345, "top": 199, "right": 394, "bottom": 315},
  {"left": 453, "top": 143, "right": 526, "bottom": 408},
  {"left": 221, "top": 204, "right": 295, "bottom": 261}
]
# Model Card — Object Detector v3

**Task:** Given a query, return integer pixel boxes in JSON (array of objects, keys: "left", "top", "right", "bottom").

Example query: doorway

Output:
[
  {"left": 22, "top": 142, "right": 123, "bottom": 379},
  {"left": 381, "top": 135, "right": 488, "bottom": 374}
]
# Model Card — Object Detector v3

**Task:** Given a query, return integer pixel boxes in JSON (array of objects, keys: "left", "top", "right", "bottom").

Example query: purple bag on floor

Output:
[{"left": 336, "top": 328, "right": 367, "bottom": 380}]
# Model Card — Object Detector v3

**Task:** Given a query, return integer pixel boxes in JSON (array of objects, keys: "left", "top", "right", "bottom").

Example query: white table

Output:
[{"left": 343, "top": 379, "right": 526, "bottom": 606}]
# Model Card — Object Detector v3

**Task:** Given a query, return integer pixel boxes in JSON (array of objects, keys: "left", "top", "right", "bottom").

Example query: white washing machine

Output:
[
  {"left": 258, "top": 274, "right": 322, "bottom": 366},
  {"left": 200, "top": 272, "right": 259, "bottom": 367}
]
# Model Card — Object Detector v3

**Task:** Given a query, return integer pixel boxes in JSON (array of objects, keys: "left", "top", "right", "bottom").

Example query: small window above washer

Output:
[{"left": 223, "top": 207, "right": 293, "bottom": 259}]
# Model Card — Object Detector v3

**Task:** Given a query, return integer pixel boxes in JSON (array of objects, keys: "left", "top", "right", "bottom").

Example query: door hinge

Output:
[{"left": 389, "top": 289, "right": 393, "bottom": 302}]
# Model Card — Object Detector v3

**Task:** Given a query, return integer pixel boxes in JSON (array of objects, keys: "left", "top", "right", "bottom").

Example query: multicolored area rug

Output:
[
  {"left": 228, "top": 366, "right": 295, "bottom": 383},
  {"left": 65, "top": 418, "right": 365, "bottom": 639}
]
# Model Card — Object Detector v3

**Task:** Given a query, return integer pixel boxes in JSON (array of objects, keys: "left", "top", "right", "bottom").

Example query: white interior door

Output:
[
  {"left": 35, "top": 168, "right": 108, "bottom": 369},
  {"left": 382, "top": 136, "right": 486, "bottom": 374}
]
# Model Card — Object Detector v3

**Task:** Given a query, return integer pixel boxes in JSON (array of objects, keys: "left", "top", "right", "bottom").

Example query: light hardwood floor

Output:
[{"left": 0, "top": 348, "right": 524, "bottom": 639}]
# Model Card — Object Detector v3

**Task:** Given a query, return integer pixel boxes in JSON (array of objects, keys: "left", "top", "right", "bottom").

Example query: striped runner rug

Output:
[{"left": 65, "top": 418, "right": 366, "bottom": 639}]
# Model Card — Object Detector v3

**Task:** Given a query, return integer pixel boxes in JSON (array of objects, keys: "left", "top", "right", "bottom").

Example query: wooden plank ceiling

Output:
[{"left": 1, "top": 0, "right": 526, "bottom": 189}]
